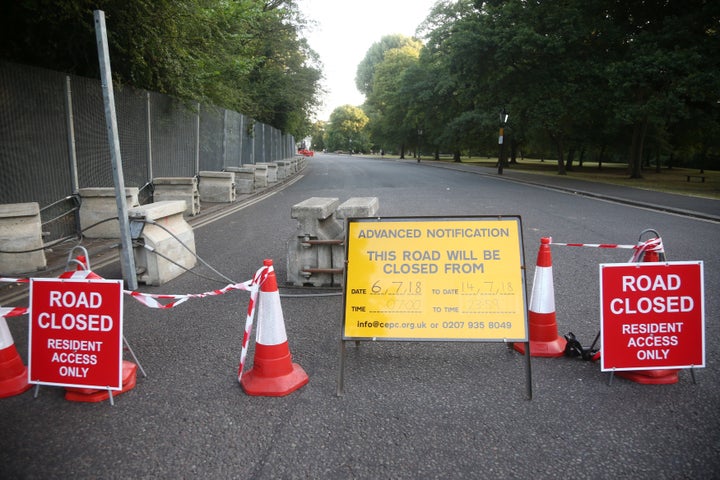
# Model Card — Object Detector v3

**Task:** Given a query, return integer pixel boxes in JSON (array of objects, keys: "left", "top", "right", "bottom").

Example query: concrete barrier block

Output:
[
  {"left": 254, "top": 164, "right": 268, "bottom": 188},
  {"left": 129, "top": 200, "right": 196, "bottom": 286},
  {"left": 153, "top": 177, "right": 200, "bottom": 216},
  {"left": 225, "top": 166, "right": 255, "bottom": 194},
  {"left": 336, "top": 197, "right": 380, "bottom": 219},
  {"left": 257, "top": 162, "right": 278, "bottom": 183},
  {"left": 290, "top": 197, "right": 342, "bottom": 238},
  {"left": 0, "top": 202, "right": 46, "bottom": 275},
  {"left": 287, "top": 197, "right": 343, "bottom": 287},
  {"left": 276, "top": 161, "right": 291, "bottom": 180},
  {"left": 79, "top": 187, "right": 140, "bottom": 238},
  {"left": 198, "top": 171, "right": 236, "bottom": 203}
]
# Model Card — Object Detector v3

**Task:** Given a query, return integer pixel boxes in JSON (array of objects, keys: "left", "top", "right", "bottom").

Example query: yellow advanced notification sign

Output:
[{"left": 342, "top": 216, "right": 528, "bottom": 341}]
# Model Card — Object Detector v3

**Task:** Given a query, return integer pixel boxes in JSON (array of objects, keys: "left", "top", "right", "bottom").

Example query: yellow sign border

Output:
[{"left": 341, "top": 216, "right": 528, "bottom": 342}]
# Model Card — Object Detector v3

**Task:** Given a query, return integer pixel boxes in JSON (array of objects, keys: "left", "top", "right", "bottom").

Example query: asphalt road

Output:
[{"left": 2, "top": 154, "right": 719, "bottom": 479}]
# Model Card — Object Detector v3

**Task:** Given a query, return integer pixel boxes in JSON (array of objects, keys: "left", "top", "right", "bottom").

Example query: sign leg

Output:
[
  {"left": 124, "top": 336, "right": 147, "bottom": 378},
  {"left": 337, "top": 340, "right": 346, "bottom": 397},
  {"left": 524, "top": 342, "right": 532, "bottom": 400}
]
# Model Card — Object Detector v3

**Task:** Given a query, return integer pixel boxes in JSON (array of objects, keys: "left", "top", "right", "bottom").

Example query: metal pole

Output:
[
  {"left": 146, "top": 91, "right": 153, "bottom": 183},
  {"left": 195, "top": 102, "right": 201, "bottom": 174},
  {"left": 497, "top": 109, "right": 508, "bottom": 175},
  {"left": 238, "top": 114, "right": 245, "bottom": 165},
  {"left": 64, "top": 76, "right": 79, "bottom": 195},
  {"left": 94, "top": 10, "right": 138, "bottom": 290},
  {"left": 222, "top": 109, "right": 228, "bottom": 169}
]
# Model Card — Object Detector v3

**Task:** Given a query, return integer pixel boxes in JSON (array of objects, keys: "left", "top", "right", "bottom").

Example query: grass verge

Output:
[{"left": 426, "top": 156, "right": 719, "bottom": 200}]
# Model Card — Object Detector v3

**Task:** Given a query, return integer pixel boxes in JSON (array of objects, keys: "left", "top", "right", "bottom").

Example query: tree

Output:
[
  {"left": 0, "top": 0, "right": 323, "bottom": 138},
  {"left": 603, "top": 0, "right": 720, "bottom": 177},
  {"left": 365, "top": 44, "right": 422, "bottom": 158},
  {"left": 417, "top": 0, "right": 488, "bottom": 160},
  {"left": 355, "top": 34, "right": 423, "bottom": 97},
  {"left": 325, "top": 105, "right": 370, "bottom": 153},
  {"left": 379, "top": 0, "right": 720, "bottom": 175},
  {"left": 309, "top": 120, "right": 327, "bottom": 151}
]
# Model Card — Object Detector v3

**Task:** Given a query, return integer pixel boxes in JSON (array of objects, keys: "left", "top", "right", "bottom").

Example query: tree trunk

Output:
[
  {"left": 566, "top": 147, "right": 575, "bottom": 172},
  {"left": 453, "top": 150, "right": 461, "bottom": 162},
  {"left": 434, "top": 148, "right": 439, "bottom": 161},
  {"left": 597, "top": 145, "right": 606, "bottom": 170},
  {"left": 399, "top": 143, "right": 405, "bottom": 159},
  {"left": 509, "top": 138, "right": 518, "bottom": 164},
  {"left": 628, "top": 119, "right": 648, "bottom": 179},
  {"left": 552, "top": 134, "right": 567, "bottom": 175}
]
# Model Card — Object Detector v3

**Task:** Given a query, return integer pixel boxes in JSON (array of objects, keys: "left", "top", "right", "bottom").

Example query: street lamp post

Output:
[{"left": 497, "top": 109, "right": 509, "bottom": 175}]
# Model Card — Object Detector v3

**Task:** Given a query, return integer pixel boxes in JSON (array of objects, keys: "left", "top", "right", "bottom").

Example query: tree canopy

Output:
[
  {"left": 0, "top": 0, "right": 323, "bottom": 137},
  {"left": 357, "top": 0, "right": 720, "bottom": 174},
  {"left": 324, "top": 105, "right": 370, "bottom": 153}
]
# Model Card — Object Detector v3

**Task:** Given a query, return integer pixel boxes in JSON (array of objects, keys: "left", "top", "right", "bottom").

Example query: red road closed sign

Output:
[
  {"left": 600, "top": 261, "right": 704, "bottom": 371},
  {"left": 28, "top": 278, "right": 124, "bottom": 390}
]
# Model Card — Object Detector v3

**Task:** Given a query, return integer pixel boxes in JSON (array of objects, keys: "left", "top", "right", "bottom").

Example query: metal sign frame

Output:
[{"left": 338, "top": 215, "right": 532, "bottom": 399}]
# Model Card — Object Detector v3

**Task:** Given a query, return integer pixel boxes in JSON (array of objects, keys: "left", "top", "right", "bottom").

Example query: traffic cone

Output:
[
  {"left": 60, "top": 254, "right": 140, "bottom": 401},
  {"left": 0, "top": 314, "right": 31, "bottom": 398},
  {"left": 514, "top": 237, "right": 567, "bottom": 357},
  {"left": 616, "top": 246, "right": 679, "bottom": 385},
  {"left": 241, "top": 259, "right": 308, "bottom": 396},
  {"left": 64, "top": 361, "right": 138, "bottom": 402}
]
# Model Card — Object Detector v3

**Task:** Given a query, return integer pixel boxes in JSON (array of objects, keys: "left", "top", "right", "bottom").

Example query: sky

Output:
[{"left": 297, "top": 0, "right": 439, "bottom": 121}]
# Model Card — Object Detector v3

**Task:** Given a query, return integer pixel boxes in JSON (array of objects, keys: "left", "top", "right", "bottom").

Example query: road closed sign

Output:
[
  {"left": 600, "top": 261, "right": 704, "bottom": 371},
  {"left": 28, "top": 278, "right": 124, "bottom": 390}
]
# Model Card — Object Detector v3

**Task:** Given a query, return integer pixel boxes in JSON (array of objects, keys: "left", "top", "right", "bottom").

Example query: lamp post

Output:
[{"left": 497, "top": 108, "right": 509, "bottom": 175}]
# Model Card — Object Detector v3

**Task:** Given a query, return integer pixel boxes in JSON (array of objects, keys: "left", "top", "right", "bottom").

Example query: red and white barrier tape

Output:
[
  {"left": 1, "top": 264, "right": 274, "bottom": 385},
  {"left": 0, "top": 306, "right": 27, "bottom": 318},
  {"left": 238, "top": 265, "right": 271, "bottom": 383},
  {"left": 125, "top": 279, "right": 255, "bottom": 309},
  {"left": 0, "top": 277, "right": 29, "bottom": 283},
  {"left": 549, "top": 237, "right": 664, "bottom": 262}
]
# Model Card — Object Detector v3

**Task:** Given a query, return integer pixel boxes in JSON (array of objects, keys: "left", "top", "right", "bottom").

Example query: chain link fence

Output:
[{"left": 0, "top": 61, "right": 296, "bottom": 242}]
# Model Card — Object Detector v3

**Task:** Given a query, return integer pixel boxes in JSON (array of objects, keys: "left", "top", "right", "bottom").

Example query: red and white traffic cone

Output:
[
  {"left": 64, "top": 361, "right": 138, "bottom": 403},
  {"left": 514, "top": 237, "right": 566, "bottom": 357},
  {"left": 241, "top": 259, "right": 308, "bottom": 396},
  {"left": 617, "top": 245, "right": 679, "bottom": 385},
  {"left": 60, "top": 254, "right": 140, "bottom": 401},
  {"left": 0, "top": 314, "right": 31, "bottom": 398}
]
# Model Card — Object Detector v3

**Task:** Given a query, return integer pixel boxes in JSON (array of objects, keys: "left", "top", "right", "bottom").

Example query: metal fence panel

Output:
[
  {"left": 0, "top": 62, "right": 72, "bottom": 206},
  {"left": 199, "top": 104, "right": 224, "bottom": 171},
  {"left": 242, "top": 116, "right": 255, "bottom": 164},
  {"left": 224, "top": 110, "right": 243, "bottom": 168},
  {"left": 150, "top": 92, "right": 197, "bottom": 178},
  {"left": 1, "top": 61, "right": 295, "bottom": 242}
]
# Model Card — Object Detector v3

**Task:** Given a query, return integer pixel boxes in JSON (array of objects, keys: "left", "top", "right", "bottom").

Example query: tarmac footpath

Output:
[{"left": 403, "top": 158, "right": 720, "bottom": 223}]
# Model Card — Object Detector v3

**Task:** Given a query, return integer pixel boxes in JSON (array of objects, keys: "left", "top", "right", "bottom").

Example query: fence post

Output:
[
  {"left": 64, "top": 76, "right": 79, "bottom": 195},
  {"left": 195, "top": 102, "right": 201, "bottom": 175},
  {"left": 146, "top": 91, "right": 153, "bottom": 184},
  {"left": 94, "top": 9, "right": 137, "bottom": 290}
]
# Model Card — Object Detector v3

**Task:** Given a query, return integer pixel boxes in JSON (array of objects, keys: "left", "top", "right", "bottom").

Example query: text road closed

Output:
[
  {"left": 29, "top": 278, "right": 123, "bottom": 390},
  {"left": 600, "top": 261, "right": 704, "bottom": 371}
]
